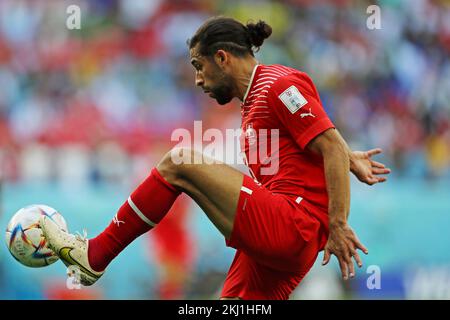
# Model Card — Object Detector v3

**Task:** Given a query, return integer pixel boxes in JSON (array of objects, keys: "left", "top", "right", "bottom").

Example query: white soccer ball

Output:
[{"left": 5, "top": 204, "right": 68, "bottom": 268}]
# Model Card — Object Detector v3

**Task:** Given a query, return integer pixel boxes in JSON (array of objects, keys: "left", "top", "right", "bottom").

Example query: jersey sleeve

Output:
[{"left": 267, "top": 73, "right": 335, "bottom": 150}]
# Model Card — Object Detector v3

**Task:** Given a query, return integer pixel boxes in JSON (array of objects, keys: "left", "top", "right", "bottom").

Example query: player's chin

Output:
[{"left": 215, "top": 96, "right": 233, "bottom": 105}]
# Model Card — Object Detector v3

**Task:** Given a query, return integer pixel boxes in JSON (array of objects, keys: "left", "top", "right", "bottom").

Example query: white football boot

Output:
[{"left": 40, "top": 215, "right": 104, "bottom": 286}]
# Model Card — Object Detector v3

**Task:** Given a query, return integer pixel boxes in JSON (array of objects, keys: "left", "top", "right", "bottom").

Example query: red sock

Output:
[{"left": 88, "top": 168, "right": 180, "bottom": 272}]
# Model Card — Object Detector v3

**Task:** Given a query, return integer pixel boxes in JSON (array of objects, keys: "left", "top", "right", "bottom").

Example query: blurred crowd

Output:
[{"left": 0, "top": 0, "right": 449, "bottom": 186}]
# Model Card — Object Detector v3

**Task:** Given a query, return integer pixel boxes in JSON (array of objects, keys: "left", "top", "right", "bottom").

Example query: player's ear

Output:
[{"left": 214, "top": 50, "right": 228, "bottom": 68}]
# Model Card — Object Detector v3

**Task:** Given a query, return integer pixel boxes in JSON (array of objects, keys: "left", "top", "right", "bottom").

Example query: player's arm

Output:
[
  {"left": 334, "top": 130, "right": 391, "bottom": 185},
  {"left": 307, "top": 128, "right": 368, "bottom": 280}
]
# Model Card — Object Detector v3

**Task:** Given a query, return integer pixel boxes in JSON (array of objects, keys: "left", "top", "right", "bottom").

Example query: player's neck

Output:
[{"left": 234, "top": 57, "right": 258, "bottom": 102}]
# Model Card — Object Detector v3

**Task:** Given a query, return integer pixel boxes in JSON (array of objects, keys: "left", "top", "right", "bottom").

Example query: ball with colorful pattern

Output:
[{"left": 5, "top": 205, "right": 68, "bottom": 268}]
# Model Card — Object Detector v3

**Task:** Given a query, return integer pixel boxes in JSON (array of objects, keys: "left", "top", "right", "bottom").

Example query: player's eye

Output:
[{"left": 192, "top": 62, "right": 202, "bottom": 71}]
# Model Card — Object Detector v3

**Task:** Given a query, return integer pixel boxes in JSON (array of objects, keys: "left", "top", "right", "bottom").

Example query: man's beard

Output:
[
  {"left": 210, "top": 84, "right": 233, "bottom": 105},
  {"left": 209, "top": 72, "right": 234, "bottom": 105}
]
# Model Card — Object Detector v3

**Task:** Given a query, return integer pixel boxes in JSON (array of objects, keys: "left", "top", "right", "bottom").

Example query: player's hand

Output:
[
  {"left": 322, "top": 222, "right": 368, "bottom": 280},
  {"left": 350, "top": 148, "right": 391, "bottom": 185}
]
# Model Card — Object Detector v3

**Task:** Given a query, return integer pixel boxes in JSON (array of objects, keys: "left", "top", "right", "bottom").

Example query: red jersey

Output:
[{"left": 240, "top": 64, "right": 335, "bottom": 229}]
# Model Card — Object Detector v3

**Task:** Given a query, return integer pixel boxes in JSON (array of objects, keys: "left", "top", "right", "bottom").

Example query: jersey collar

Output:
[{"left": 242, "top": 63, "right": 261, "bottom": 104}]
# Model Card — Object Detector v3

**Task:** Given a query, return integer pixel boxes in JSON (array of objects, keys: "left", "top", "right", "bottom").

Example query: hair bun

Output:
[{"left": 246, "top": 20, "right": 272, "bottom": 48}]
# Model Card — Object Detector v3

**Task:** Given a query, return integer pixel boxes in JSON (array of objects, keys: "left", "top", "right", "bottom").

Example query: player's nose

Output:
[{"left": 195, "top": 74, "right": 204, "bottom": 87}]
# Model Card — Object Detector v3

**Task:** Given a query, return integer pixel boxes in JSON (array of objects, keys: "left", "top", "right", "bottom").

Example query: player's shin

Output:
[{"left": 88, "top": 167, "right": 180, "bottom": 272}]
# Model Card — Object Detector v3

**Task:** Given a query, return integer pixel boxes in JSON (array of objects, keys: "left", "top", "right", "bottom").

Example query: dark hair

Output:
[{"left": 188, "top": 16, "right": 272, "bottom": 57}]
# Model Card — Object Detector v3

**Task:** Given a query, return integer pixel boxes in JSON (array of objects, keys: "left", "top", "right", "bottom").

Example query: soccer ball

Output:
[{"left": 5, "top": 204, "right": 68, "bottom": 268}]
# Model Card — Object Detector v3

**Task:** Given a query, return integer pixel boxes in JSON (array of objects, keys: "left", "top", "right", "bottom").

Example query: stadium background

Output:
[{"left": 1, "top": 0, "right": 449, "bottom": 299}]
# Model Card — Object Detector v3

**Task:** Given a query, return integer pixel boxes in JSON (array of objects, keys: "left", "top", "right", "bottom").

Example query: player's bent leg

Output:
[
  {"left": 156, "top": 147, "right": 244, "bottom": 239},
  {"left": 41, "top": 147, "right": 245, "bottom": 286}
]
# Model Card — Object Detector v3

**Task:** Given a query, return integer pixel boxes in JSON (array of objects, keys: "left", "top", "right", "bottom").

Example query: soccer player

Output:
[{"left": 41, "top": 17, "right": 391, "bottom": 300}]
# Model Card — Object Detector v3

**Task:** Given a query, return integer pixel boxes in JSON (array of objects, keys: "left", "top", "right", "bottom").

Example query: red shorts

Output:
[{"left": 221, "top": 175, "right": 328, "bottom": 300}]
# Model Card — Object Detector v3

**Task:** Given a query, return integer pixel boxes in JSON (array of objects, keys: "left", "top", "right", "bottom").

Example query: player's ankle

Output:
[{"left": 87, "top": 239, "right": 107, "bottom": 272}]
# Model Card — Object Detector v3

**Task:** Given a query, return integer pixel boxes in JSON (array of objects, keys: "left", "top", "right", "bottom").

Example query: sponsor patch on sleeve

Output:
[{"left": 278, "top": 85, "right": 308, "bottom": 114}]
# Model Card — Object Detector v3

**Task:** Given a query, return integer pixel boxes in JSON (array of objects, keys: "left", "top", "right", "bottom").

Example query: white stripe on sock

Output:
[{"left": 127, "top": 196, "right": 157, "bottom": 227}]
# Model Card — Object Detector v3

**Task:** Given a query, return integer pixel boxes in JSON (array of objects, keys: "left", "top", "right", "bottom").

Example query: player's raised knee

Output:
[
  {"left": 156, "top": 147, "right": 199, "bottom": 186},
  {"left": 156, "top": 148, "right": 182, "bottom": 186},
  {"left": 167, "top": 147, "right": 205, "bottom": 166}
]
